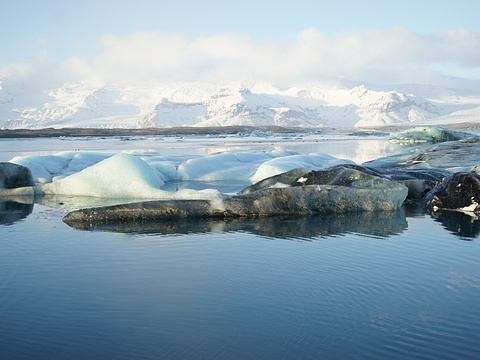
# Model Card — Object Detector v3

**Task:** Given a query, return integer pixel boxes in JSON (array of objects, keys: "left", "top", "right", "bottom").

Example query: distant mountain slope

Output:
[{"left": 1, "top": 79, "right": 479, "bottom": 129}]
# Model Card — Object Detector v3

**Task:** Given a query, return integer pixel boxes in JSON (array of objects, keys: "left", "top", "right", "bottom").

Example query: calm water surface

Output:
[
  {"left": 1, "top": 203, "right": 480, "bottom": 360},
  {"left": 1, "top": 135, "right": 480, "bottom": 359}
]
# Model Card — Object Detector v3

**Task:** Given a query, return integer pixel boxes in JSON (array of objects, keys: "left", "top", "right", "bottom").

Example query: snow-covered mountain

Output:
[{"left": 1, "top": 79, "right": 480, "bottom": 129}]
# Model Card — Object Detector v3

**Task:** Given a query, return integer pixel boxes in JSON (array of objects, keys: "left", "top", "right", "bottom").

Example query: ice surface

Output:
[
  {"left": 10, "top": 152, "right": 112, "bottom": 184},
  {"left": 178, "top": 150, "right": 297, "bottom": 181},
  {"left": 40, "top": 153, "right": 165, "bottom": 198},
  {"left": 250, "top": 153, "right": 355, "bottom": 183},
  {"left": 10, "top": 155, "right": 70, "bottom": 183}
]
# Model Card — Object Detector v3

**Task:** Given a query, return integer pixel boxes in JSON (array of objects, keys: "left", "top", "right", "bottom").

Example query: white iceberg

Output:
[
  {"left": 11, "top": 152, "right": 113, "bottom": 184},
  {"left": 36, "top": 153, "right": 219, "bottom": 200},
  {"left": 40, "top": 153, "right": 164, "bottom": 198},
  {"left": 7, "top": 149, "right": 358, "bottom": 201},
  {"left": 11, "top": 155, "right": 70, "bottom": 184},
  {"left": 178, "top": 150, "right": 297, "bottom": 181},
  {"left": 250, "top": 153, "right": 355, "bottom": 183}
]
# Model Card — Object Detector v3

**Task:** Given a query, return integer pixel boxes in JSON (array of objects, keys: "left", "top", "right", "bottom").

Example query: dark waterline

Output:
[{"left": 1, "top": 202, "right": 480, "bottom": 360}]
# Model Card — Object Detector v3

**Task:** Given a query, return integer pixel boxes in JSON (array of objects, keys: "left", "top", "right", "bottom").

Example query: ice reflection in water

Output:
[
  {"left": 431, "top": 210, "right": 480, "bottom": 240},
  {"left": 0, "top": 199, "right": 33, "bottom": 225},
  {"left": 62, "top": 209, "right": 408, "bottom": 239},
  {"left": 4, "top": 198, "right": 480, "bottom": 241}
]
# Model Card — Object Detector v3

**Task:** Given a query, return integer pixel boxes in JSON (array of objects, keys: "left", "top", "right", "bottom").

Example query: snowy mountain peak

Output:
[{"left": 0, "top": 79, "right": 479, "bottom": 129}]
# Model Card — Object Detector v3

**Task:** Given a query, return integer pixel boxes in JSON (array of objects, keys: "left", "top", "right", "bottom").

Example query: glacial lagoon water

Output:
[{"left": 1, "top": 133, "right": 480, "bottom": 359}]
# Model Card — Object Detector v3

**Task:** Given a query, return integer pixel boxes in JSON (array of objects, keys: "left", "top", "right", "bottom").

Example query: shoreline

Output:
[{"left": 1, "top": 122, "right": 480, "bottom": 139}]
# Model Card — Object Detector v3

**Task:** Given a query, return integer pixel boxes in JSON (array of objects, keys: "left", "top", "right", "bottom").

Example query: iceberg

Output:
[
  {"left": 6, "top": 149, "right": 355, "bottom": 199},
  {"left": 0, "top": 162, "right": 34, "bottom": 189},
  {"left": 11, "top": 155, "right": 70, "bottom": 184},
  {"left": 372, "top": 167, "right": 452, "bottom": 200},
  {"left": 366, "top": 136, "right": 480, "bottom": 173},
  {"left": 10, "top": 152, "right": 112, "bottom": 184},
  {"left": 63, "top": 165, "right": 408, "bottom": 226},
  {"left": 389, "top": 126, "right": 477, "bottom": 144},
  {"left": 0, "top": 162, "right": 35, "bottom": 197},
  {"left": 177, "top": 150, "right": 296, "bottom": 181},
  {"left": 39, "top": 153, "right": 165, "bottom": 198},
  {"left": 33, "top": 153, "right": 218, "bottom": 200},
  {"left": 242, "top": 164, "right": 450, "bottom": 201}
]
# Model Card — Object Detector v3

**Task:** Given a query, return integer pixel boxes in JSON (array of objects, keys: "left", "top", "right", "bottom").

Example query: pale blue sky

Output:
[
  {"left": 2, "top": 0, "right": 478, "bottom": 63},
  {"left": 2, "top": 0, "right": 480, "bottom": 85}
]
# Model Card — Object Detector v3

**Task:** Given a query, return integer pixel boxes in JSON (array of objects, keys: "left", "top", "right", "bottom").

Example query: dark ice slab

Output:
[
  {"left": 423, "top": 172, "right": 480, "bottom": 214},
  {"left": 0, "top": 162, "right": 34, "bottom": 189}
]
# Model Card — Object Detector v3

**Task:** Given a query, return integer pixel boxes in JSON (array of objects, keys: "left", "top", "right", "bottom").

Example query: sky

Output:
[{"left": 1, "top": 0, "right": 480, "bottom": 88}]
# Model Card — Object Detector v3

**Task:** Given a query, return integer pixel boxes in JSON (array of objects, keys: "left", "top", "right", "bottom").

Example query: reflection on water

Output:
[
  {"left": 0, "top": 199, "right": 34, "bottom": 225},
  {"left": 63, "top": 209, "right": 408, "bottom": 239},
  {"left": 2, "top": 200, "right": 480, "bottom": 360},
  {"left": 431, "top": 210, "right": 480, "bottom": 240},
  {"left": 3, "top": 198, "right": 480, "bottom": 241}
]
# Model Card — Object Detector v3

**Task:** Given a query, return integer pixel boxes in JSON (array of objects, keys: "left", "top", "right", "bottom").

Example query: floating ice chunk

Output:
[
  {"left": 389, "top": 126, "right": 477, "bottom": 144},
  {"left": 10, "top": 155, "right": 70, "bottom": 184},
  {"left": 178, "top": 150, "right": 297, "bottom": 181},
  {"left": 249, "top": 130, "right": 273, "bottom": 137},
  {"left": 366, "top": 138, "right": 480, "bottom": 172},
  {"left": 250, "top": 153, "right": 355, "bottom": 183},
  {"left": 10, "top": 152, "right": 113, "bottom": 184},
  {"left": 459, "top": 199, "right": 479, "bottom": 215},
  {"left": 40, "top": 153, "right": 166, "bottom": 198},
  {"left": 0, "top": 162, "right": 34, "bottom": 189}
]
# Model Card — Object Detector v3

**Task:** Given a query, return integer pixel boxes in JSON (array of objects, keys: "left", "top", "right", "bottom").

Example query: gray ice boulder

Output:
[
  {"left": 241, "top": 164, "right": 448, "bottom": 201},
  {"left": 373, "top": 167, "right": 451, "bottom": 200},
  {"left": 63, "top": 165, "right": 408, "bottom": 227},
  {"left": 0, "top": 162, "right": 34, "bottom": 189},
  {"left": 423, "top": 172, "right": 480, "bottom": 214}
]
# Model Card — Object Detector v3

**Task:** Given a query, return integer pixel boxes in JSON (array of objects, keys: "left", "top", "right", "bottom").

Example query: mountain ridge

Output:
[{"left": 1, "top": 80, "right": 479, "bottom": 129}]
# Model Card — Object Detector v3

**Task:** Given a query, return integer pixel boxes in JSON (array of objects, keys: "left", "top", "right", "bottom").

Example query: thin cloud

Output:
[{"left": 2, "top": 27, "right": 480, "bottom": 87}]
